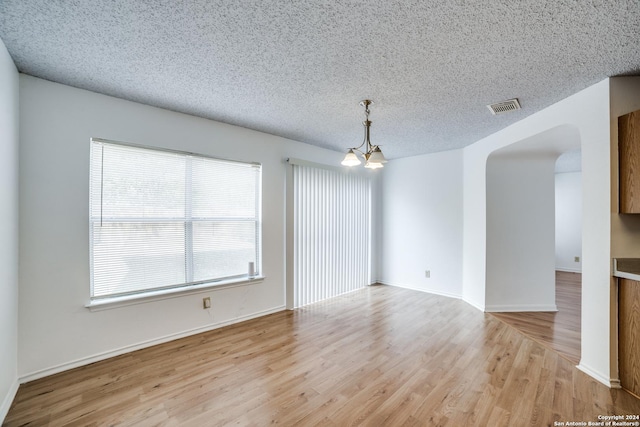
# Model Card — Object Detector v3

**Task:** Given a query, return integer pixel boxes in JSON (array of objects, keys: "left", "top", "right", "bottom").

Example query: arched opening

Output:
[{"left": 485, "top": 124, "right": 582, "bottom": 362}]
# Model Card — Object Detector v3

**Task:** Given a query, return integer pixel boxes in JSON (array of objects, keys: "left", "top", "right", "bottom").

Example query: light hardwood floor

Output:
[
  {"left": 5, "top": 284, "right": 639, "bottom": 426},
  {"left": 491, "top": 271, "right": 581, "bottom": 365}
]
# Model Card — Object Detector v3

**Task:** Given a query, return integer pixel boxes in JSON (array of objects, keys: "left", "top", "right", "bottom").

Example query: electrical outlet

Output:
[
  {"left": 203, "top": 297, "right": 211, "bottom": 309},
  {"left": 574, "top": 256, "right": 580, "bottom": 262},
  {"left": 425, "top": 270, "right": 430, "bottom": 278}
]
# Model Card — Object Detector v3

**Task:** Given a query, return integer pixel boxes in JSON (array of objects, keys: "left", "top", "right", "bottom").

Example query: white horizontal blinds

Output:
[
  {"left": 90, "top": 142, "right": 187, "bottom": 298},
  {"left": 293, "top": 164, "right": 371, "bottom": 308},
  {"left": 190, "top": 157, "right": 261, "bottom": 282},
  {"left": 90, "top": 140, "right": 261, "bottom": 299}
]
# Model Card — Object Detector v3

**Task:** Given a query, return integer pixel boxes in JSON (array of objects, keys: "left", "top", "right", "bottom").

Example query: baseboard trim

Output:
[
  {"left": 462, "top": 297, "right": 485, "bottom": 312},
  {"left": 0, "top": 378, "right": 19, "bottom": 423},
  {"left": 556, "top": 267, "right": 582, "bottom": 273},
  {"left": 19, "top": 306, "right": 286, "bottom": 384},
  {"left": 577, "top": 363, "right": 620, "bottom": 388},
  {"left": 378, "top": 281, "right": 462, "bottom": 300},
  {"left": 485, "top": 304, "right": 558, "bottom": 313}
]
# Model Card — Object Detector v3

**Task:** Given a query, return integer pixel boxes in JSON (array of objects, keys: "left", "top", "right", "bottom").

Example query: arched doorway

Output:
[{"left": 485, "top": 124, "right": 582, "bottom": 362}]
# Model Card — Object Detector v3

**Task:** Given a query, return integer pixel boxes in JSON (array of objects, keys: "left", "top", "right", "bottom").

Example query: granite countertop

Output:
[{"left": 613, "top": 258, "right": 640, "bottom": 281}]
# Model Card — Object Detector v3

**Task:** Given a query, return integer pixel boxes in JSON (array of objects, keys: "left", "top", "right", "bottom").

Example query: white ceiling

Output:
[{"left": 1, "top": 1, "right": 639, "bottom": 166}]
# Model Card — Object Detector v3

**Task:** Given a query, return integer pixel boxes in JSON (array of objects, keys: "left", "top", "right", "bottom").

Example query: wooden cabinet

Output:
[
  {"left": 619, "top": 109, "right": 640, "bottom": 213},
  {"left": 619, "top": 278, "right": 640, "bottom": 397}
]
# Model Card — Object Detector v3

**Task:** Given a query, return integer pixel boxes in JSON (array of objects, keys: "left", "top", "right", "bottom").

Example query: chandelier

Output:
[{"left": 341, "top": 100, "right": 387, "bottom": 169}]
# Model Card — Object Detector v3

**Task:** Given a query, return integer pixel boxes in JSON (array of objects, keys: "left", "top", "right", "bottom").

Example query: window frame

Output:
[{"left": 87, "top": 138, "right": 263, "bottom": 308}]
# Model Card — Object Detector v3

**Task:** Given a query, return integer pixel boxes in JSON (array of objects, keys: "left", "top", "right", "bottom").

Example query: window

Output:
[{"left": 89, "top": 139, "right": 261, "bottom": 301}]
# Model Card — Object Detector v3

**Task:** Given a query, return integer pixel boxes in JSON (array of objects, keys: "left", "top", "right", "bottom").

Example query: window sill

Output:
[{"left": 85, "top": 276, "right": 265, "bottom": 312}]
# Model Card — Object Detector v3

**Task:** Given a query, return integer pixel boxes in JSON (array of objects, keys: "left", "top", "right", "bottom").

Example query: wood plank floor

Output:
[
  {"left": 491, "top": 271, "right": 581, "bottom": 365},
  {"left": 5, "top": 284, "right": 639, "bottom": 426}
]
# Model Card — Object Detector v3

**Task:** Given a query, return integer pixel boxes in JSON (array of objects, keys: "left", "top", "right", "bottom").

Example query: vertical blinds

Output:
[
  {"left": 89, "top": 139, "right": 261, "bottom": 299},
  {"left": 293, "top": 164, "right": 371, "bottom": 308}
]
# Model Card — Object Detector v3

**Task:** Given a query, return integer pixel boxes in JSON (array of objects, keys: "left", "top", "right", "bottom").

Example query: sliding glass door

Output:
[{"left": 291, "top": 163, "right": 371, "bottom": 308}]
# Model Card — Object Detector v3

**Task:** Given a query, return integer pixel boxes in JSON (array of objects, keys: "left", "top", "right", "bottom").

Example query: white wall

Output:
[
  {"left": 486, "top": 152, "right": 558, "bottom": 311},
  {"left": 378, "top": 150, "right": 463, "bottom": 298},
  {"left": 555, "top": 172, "right": 582, "bottom": 272},
  {"left": 0, "top": 39, "right": 20, "bottom": 422},
  {"left": 463, "top": 80, "right": 613, "bottom": 386},
  {"left": 18, "top": 75, "right": 347, "bottom": 380}
]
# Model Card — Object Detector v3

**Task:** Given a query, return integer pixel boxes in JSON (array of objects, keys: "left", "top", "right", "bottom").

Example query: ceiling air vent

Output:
[{"left": 487, "top": 98, "right": 521, "bottom": 115}]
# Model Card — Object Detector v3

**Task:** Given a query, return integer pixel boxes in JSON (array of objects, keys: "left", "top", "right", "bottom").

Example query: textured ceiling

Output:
[{"left": 1, "top": 1, "right": 639, "bottom": 164}]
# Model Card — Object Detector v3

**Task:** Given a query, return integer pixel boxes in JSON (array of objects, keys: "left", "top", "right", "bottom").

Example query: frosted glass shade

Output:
[
  {"left": 341, "top": 149, "right": 361, "bottom": 166},
  {"left": 364, "top": 160, "right": 384, "bottom": 169},
  {"left": 368, "top": 147, "right": 387, "bottom": 164}
]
